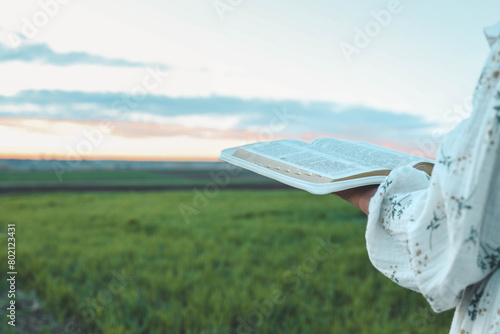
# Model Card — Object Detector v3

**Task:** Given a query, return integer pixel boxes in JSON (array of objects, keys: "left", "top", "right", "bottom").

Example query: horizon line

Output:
[{"left": 0, "top": 154, "right": 220, "bottom": 162}]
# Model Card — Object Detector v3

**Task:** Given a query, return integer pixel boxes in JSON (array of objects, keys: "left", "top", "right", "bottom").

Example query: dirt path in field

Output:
[{"left": 0, "top": 183, "right": 293, "bottom": 194}]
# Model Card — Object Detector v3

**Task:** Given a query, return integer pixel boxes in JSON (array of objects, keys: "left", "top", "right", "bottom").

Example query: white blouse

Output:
[{"left": 366, "top": 20, "right": 500, "bottom": 334}]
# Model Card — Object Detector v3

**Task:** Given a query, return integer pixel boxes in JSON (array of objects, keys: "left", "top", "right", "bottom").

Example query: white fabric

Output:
[{"left": 366, "top": 20, "right": 500, "bottom": 334}]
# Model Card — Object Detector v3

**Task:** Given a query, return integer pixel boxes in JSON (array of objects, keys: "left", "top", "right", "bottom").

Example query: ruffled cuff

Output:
[{"left": 365, "top": 166, "right": 431, "bottom": 293}]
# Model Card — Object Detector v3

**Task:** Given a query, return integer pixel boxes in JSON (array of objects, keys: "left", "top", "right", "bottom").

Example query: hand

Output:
[{"left": 332, "top": 185, "right": 378, "bottom": 215}]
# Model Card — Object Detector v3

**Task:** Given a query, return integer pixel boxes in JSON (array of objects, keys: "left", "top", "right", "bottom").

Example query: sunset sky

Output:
[{"left": 1, "top": 0, "right": 499, "bottom": 161}]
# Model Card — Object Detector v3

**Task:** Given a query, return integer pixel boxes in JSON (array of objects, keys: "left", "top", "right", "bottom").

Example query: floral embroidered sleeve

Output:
[{"left": 365, "top": 21, "right": 500, "bottom": 333}]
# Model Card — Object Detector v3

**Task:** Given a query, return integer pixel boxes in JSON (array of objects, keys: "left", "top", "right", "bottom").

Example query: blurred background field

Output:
[
  {"left": 0, "top": 165, "right": 454, "bottom": 333},
  {"left": 0, "top": 160, "right": 280, "bottom": 192}
]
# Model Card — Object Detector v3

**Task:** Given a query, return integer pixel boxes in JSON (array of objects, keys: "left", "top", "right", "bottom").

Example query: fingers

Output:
[{"left": 332, "top": 185, "right": 378, "bottom": 215}]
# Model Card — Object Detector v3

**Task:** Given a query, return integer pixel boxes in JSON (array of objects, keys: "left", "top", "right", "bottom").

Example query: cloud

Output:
[
  {"left": 0, "top": 90, "right": 437, "bottom": 147},
  {"left": 0, "top": 33, "right": 164, "bottom": 68},
  {"left": 0, "top": 117, "right": 252, "bottom": 140}
]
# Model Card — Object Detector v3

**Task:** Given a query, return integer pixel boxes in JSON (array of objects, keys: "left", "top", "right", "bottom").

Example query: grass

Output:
[
  {"left": 0, "top": 190, "right": 453, "bottom": 333},
  {"left": 0, "top": 171, "right": 199, "bottom": 187},
  {"left": 0, "top": 170, "right": 277, "bottom": 188}
]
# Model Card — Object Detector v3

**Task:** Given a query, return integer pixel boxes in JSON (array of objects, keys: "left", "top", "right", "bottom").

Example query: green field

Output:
[
  {"left": 0, "top": 170, "right": 278, "bottom": 187},
  {"left": 0, "top": 171, "right": 180, "bottom": 186},
  {"left": 0, "top": 190, "right": 454, "bottom": 333}
]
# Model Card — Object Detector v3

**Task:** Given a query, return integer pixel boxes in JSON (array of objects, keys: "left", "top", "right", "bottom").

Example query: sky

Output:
[{"left": 0, "top": 0, "right": 499, "bottom": 161}]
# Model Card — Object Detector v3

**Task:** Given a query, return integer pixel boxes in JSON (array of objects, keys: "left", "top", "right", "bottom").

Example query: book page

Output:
[
  {"left": 220, "top": 137, "right": 434, "bottom": 194},
  {"left": 237, "top": 139, "right": 379, "bottom": 179},
  {"left": 310, "top": 137, "right": 430, "bottom": 170}
]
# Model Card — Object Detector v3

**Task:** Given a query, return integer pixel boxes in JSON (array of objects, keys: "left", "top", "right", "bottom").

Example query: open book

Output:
[{"left": 219, "top": 137, "right": 435, "bottom": 195}]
